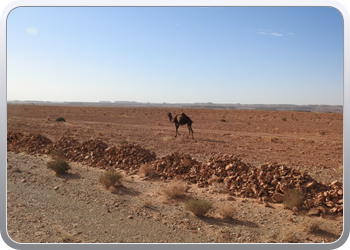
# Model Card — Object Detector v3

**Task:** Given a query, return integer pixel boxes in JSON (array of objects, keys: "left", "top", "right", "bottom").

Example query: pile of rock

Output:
[
  {"left": 307, "top": 180, "right": 343, "bottom": 215},
  {"left": 7, "top": 131, "right": 53, "bottom": 154},
  {"left": 66, "top": 139, "right": 109, "bottom": 166},
  {"left": 7, "top": 131, "right": 343, "bottom": 215},
  {"left": 150, "top": 152, "right": 202, "bottom": 179},
  {"left": 148, "top": 153, "right": 342, "bottom": 215},
  {"left": 7, "top": 131, "right": 157, "bottom": 170},
  {"left": 100, "top": 144, "right": 157, "bottom": 169}
]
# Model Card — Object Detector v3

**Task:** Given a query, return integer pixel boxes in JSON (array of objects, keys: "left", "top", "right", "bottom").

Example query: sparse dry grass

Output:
[
  {"left": 119, "top": 139, "right": 129, "bottom": 144},
  {"left": 163, "top": 179, "right": 188, "bottom": 199},
  {"left": 142, "top": 200, "right": 153, "bottom": 208},
  {"left": 99, "top": 169, "right": 123, "bottom": 189},
  {"left": 50, "top": 148, "right": 66, "bottom": 160},
  {"left": 283, "top": 188, "right": 306, "bottom": 210},
  {"left": 216, "top": 203, "right": 237, "bottom": 220},
  {"left": 337, "top": 165, "right": 343, "bottom": 174},
  {"left": 277, "top": 229, "right": 301, "bottom": 243},
  {"left": 138, "top": 164, "right": 157, "bottom": 178},
  {"left": 303, "top": 219, "right": 321, "bottom": 233},
  {"left": 163, "top": 136, "right": 173, "bottom": 141},
  {"left": 268, "top": 137, "right": 278, "bottom": 143},
  {"left": 55, "top": 116, "right": 66, "bottom": 122},
  {"left": 47, "top": 158, "right": 71, "bottom": 175},
  {"left": 185, "top": 198, "right": 213, "bottom": 217}
]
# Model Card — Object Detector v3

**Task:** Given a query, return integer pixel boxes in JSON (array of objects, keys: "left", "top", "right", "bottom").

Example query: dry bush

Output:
[
  {"left": 276, "top": 229, "right": 301, "bottom": 243},
  {"left": 119, "top": 139, "right": 128, "bottom": 144},
  {"left": 56, "top": 116, "right": 66, "bottom": 122},
  {"left": 283, "top": 188, "right": 306, "bottom": 210},
  {"left": 138, "top": 164, "right": 156, "bottom": 178},
  {"left": 142, "top": 200, "right": 153, "bottom": 208},
  {"left": 12, "top": 167, "right": 22, "bottom": 173},
  {"left": 163, "top": 180, "right": 188, "bottom": 199},
  {"left": 99, "top": 169, "right": 123, "bottom": 189},
  {"left": 211, "top": 182, "right": 228, "bottom": 193},
  {"left": 337, "top": 165, "right": 343, "bottom": 174},
  {"left": 216, "top": 203, "right": 237, "bottom": 220},
  {"left": 303, "top": 219, "right": 321, "bottom": 233},
  {"left": 185, "top": 198, "right": 213, "bottom": 217},
  {"left": 50, "top": 148, "right": 66, "bottom": 160},
  {"left": 269, "top": 137, "right": 278, "bottom": 143},
  {"left": 47, "top": 158, "right": 71, "bottom": 175}
]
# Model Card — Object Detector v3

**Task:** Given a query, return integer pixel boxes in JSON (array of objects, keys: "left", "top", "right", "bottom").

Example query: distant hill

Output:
[{"left": 7, "top": 100, "right": 343, "bottom": 113}]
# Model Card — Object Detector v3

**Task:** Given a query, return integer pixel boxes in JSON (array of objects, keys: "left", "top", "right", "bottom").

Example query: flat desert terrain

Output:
[{"left": 6, "top": 104, "right": 343, "bottom": 244}]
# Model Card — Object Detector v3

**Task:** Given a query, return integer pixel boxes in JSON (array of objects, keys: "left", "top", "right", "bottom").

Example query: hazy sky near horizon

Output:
[{"left": 7, "top": 7, "right": 343, "bottom": 105}]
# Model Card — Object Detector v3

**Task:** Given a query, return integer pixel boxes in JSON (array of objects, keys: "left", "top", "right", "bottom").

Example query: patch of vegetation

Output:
[
  {"left": 303, "top": 219, "right": 321, "bottom": 233},
  {"left": 282, "top": 117, "right": 287, "bottom": 121},
  {"left": 216, "top": 203, "right": 237, "bottom": 220},
  {"left": 56, "top": 116, "right": 66, "bottom": 122},
  {"left": 283, "top": 188, "right": 306, "bottom": 210},
  {"left": 119, "top": 139, "right": 129, "bottom": 144},
  {"left": 138, "top": 164, "right": 157, "bottom": 178},
  {"left": 185, "top": 198, "right": 213, "bottom": 217},
  {"left": 142, "top": 200, "right": 153, "bottom": 208},
  {"left": 276, "top": 229, "right": 302, "bottom": 243},
  {"left": 50, "top": 148, "right": 66, "bottom": 160},
  {"left": 99, "top": 169, "right": 123, "bottom": 189},
  {"left": 47, "top": 158, "right": 71, "bottom": 175},
  {"left": 163, "top": 180, "right": 188, "bottom": 199},
  {"left": 12, "top": 167, "right": 22, "bottom": 173}
]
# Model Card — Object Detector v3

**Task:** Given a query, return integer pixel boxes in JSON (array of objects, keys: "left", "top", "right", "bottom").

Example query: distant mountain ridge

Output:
[{"left": 7, "top": 100, "right": 343, "bottom": 113}]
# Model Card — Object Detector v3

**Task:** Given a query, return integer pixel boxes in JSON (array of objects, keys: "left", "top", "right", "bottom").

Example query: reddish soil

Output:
[{"left": 6, "top": 104, "right": 343, "bottom": 244}]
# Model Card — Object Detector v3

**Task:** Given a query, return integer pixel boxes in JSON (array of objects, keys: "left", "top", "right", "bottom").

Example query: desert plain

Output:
[{"left": 6, "top": 104, "right": 343, "bottom": 244}]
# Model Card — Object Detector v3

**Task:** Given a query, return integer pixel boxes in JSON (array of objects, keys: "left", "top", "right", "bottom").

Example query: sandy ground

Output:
[{"left": 6, "top": 104, "right": 343, "bottom": 244}]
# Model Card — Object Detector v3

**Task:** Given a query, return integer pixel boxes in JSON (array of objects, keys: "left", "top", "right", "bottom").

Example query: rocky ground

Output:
[{"left": 6, "top": 104, "right": 343, "bottom": 244}]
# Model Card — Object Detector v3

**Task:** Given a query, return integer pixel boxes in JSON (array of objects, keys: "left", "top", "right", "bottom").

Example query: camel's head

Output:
[{"left": 167, "top": 112, "right": 173, "bottom": 121}]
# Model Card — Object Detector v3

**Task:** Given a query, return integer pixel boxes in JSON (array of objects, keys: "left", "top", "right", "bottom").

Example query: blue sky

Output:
[{"left": 7, "top": 7, "right": 343, "bottom": 105}]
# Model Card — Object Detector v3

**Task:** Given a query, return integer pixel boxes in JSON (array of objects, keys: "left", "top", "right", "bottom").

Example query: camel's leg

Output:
[
  {"left": 187, "top": 125, "right": 194, "bottom": 139},
  {"left": 187, "top": 125, "right": 190, "bottom": 138},
  {"left": 175, "top": 124, "right": 180, "bottom": 137}
]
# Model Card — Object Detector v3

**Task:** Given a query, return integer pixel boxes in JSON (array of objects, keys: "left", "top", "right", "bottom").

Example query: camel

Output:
[{"left": 167, "top": 112, "right": 194, "bottom": 139}]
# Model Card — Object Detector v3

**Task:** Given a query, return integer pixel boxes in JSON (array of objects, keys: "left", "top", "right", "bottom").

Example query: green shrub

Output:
[
  {"left": 56, "top": 116, "right": 66, "bottom": 122},
  {"left": 283, "top": 188, "right": 306, "bottom": 210},
  {"left": 99, "top": 169, "right": 123, "bottom": 189},
  {"left": 185, "top": 198, "right": 212, "bottom": 217},
  {"left": 47, "top": 158, "right": 71, "bottom": 175}
]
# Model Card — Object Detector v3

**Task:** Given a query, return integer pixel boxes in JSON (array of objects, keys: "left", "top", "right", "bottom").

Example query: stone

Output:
[
  {"left": 308, "top": 207, "right": 320, "bottom": 216},
  {"left": 271, "top": 193, "right": 285, "bottom": 203}
]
